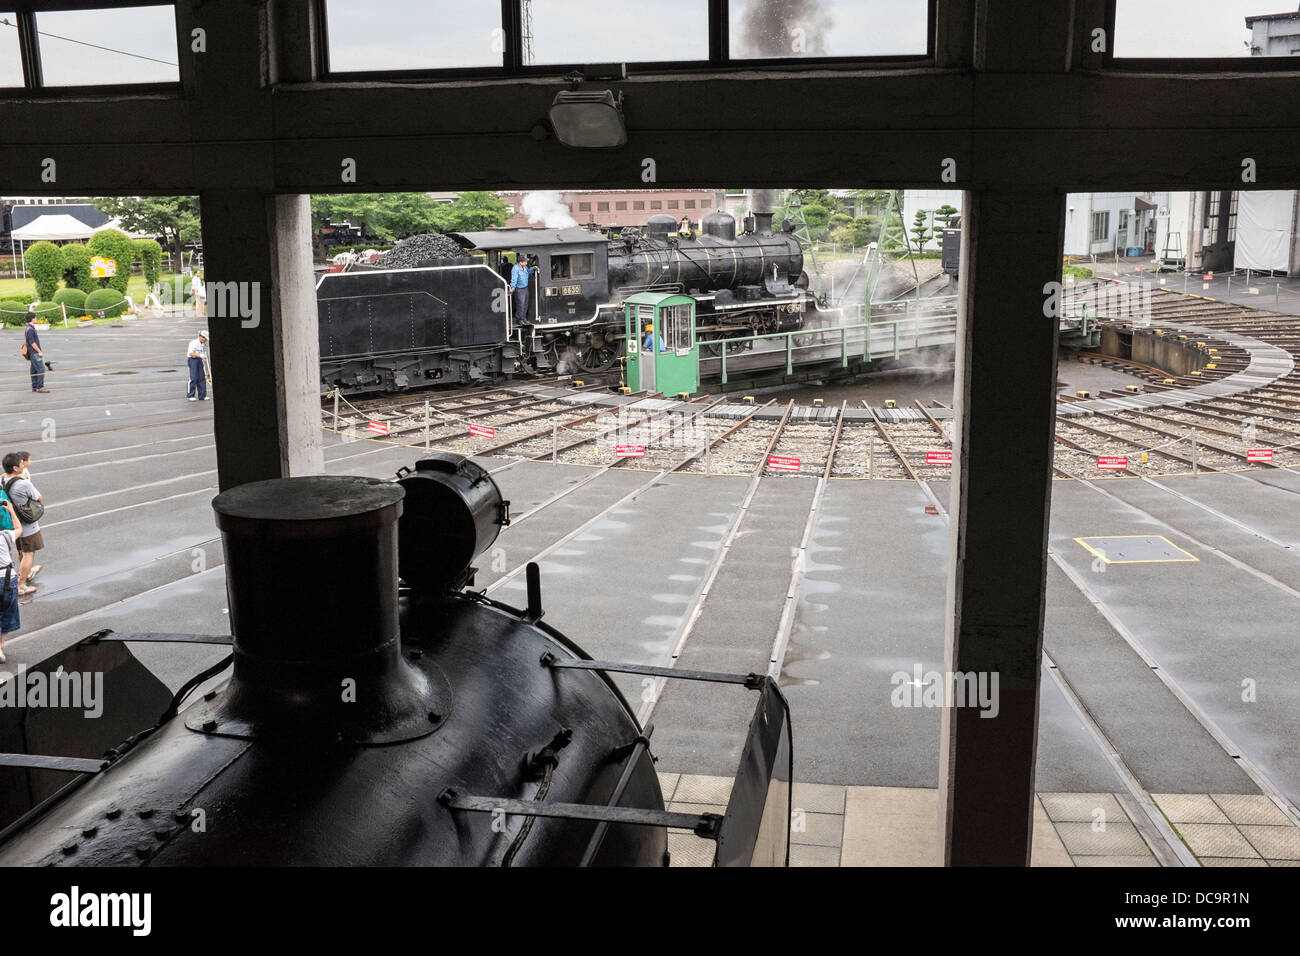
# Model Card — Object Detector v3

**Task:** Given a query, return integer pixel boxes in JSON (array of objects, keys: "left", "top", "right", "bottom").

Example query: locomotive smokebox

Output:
[{"left": 193, "top": 476, "right": 445, "bottom": 744}]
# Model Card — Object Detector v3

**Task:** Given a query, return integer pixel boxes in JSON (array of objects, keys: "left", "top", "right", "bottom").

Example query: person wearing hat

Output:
[
  {"left": 509, "top": 253, "right": 533, "bottom": 323},
  {"left": 187, "top": 329, "right": 209, "bottom": 401},
  {"left": 642, "top": 323, "right": 666, "bottom": 352}
]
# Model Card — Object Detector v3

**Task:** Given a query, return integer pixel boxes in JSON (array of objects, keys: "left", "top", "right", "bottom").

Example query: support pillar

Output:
[
  {"left": 199, "top": 190, "right": 324, "bottom": 490},
  {"left": 939, "top": 188, "right": 1065, "bottom": 865}
]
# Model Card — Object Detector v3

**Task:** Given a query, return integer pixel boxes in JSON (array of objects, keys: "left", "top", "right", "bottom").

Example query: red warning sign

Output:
[
  {"left": 468, "top": 423, "right": 496, "bottom": 438},
  {"left": 1097, "top": 456, "right": 1128, "bottom": 470},
  {"left": 924, "top": 505, "right": 940, "bottom": 516},
  {"left": 1247, "top": 448, "right": 1274, "bottom": 462},
  {"left": 615, "top": 444, "right": 646, "bottom": 458},
  {"left": 767, "top": 455, "right": 801, "bottom": 472},
  {"left": 367, "top": 421, "right": 389, "bottom": 435},
  {"left": 926, "top": 451, "right": 952, "bottom": 465}
]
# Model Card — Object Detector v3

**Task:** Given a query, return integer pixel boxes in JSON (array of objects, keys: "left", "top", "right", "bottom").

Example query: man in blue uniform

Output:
[{"left": 509, "top": 255, "right": 532, "bottom": 323}]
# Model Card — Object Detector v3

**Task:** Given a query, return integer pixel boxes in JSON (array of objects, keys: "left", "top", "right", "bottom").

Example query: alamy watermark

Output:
[
  {"left": 0, "top": 665, "right": 103, "bottom": 718},
  {"left": 890, "top": 664, "right": 1000, "bottom": 718}
]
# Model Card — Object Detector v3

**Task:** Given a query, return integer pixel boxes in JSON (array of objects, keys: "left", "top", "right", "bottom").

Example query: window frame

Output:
[
  {"left": 316, "top": 0, "right": 937, "bottom": 82},
  {"left": 550, "top": 251, "right": 596, "bottom": 281},
  {"left": 1091, "top": 210, "right": 1110, "bottom": 244},
  {"left": 1, "top": 0, "right": 182, "bottom": 95},
  {"left": 1105, "top": 0, "right": 1300, "bottom": 72}
]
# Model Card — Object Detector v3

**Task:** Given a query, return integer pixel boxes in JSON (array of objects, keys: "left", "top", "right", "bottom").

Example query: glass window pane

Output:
[
  {"left": 730, "top": 0, "right": 928, "bottom": 59},
  {"left": 36, "top": 5, "right": 179, "bottom": 87},
  {"left": 1115, "top": 1, "right": 1298, "bottom": 57},
  {"left": 325, "top": 1, "right": 501, "bottom": 72},
  {"left": 530, "top": 0, "right": 708, "bottom": 64},
  {"left": 1, "top": 13, "right": 23, "bottom": 86}
]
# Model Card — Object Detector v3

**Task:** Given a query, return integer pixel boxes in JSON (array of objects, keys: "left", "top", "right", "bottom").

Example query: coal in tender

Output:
[{"left": 375, "top": 233, "right": 471, "bottom": 269}]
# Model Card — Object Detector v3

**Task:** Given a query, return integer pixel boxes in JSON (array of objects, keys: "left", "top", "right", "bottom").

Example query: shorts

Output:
[
  {"left": 0, "top": 578, "right": 18, "bottom": 633},
  {"left": 17, "top": 531, "right": 44, "bottom": 553}
]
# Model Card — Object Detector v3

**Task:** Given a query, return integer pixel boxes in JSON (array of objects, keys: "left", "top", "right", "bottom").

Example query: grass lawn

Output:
[{"left": 0, "top": 272, "right": 189, "bottom": 305}]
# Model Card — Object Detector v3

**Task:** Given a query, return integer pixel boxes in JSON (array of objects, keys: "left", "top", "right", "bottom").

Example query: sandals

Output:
[
  {"left": 17, "top": 586, "right": 36, "bottom": 597},
  {"left": 28, "top": 565, "right": 41, "bottom": 581}
]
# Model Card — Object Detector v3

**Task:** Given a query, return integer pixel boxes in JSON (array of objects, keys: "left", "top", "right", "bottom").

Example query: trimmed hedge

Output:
[
  {"left": 31, "top": 301, "right": 64, "bottom": 322},
  {"left": 0, "top": 301, "right": 30, "bottom": 327},
  {"left": 52, "top": 288, "right": 87, "bottom": 312},
  {"left": 86, "top": 229, "right": 134, "bottom": 294},
  {"left": 60, "top": 242, "right": 96, "bottom": 293},
  {"left": 157, "top": 275, "right": 192, "bottom": 305},
  {"left": 24, "top": 241, "right": 64, "bottom": 301},
  {"left": 84, "top": 287, "right": 130, "bottom": 319},
  {"left": 134, "top": 238, "right": 163, "bottom": 288}
]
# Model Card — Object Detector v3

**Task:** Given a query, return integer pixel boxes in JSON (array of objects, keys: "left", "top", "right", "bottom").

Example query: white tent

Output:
[{"left": 10, "top": 213, "right": 96, "bottom": 241}]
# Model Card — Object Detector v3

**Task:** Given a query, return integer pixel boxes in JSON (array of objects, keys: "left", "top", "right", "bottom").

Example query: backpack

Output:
[
  {"left": 2, "top": 478, "right": 44, "bottom": 525},
  {"left": 0, "top": 491, "right": 11, "bottom": 532}
]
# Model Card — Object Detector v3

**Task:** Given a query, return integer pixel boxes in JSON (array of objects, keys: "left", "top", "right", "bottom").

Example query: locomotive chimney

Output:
[
  {"left": 197, "top": 476, "right": 442, "bottom": 744},
  {"left": 753, "top": 212, "right": 775, "bottom": 234}
]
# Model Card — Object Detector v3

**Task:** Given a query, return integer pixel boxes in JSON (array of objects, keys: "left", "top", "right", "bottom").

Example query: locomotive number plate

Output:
[{"left": 562, "top": 285, "right": 581, "bottom": 296}]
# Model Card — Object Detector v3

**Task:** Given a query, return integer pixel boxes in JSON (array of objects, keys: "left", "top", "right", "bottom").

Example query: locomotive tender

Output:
[{"left": 317, "top": 210, "right": 819, "bottom": 394}]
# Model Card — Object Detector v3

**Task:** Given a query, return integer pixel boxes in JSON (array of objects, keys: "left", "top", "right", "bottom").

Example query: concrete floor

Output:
[{"left": 4, "top": 313, "right": 1299, "bottom": 866}]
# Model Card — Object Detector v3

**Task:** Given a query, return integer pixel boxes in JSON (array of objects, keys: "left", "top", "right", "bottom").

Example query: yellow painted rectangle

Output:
[{"left": 1074, "top": 535, "right": 1200, "bottom": 564}]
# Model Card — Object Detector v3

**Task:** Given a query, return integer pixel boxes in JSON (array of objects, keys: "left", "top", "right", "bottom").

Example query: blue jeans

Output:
[
  {"left": 188, "top": 357, "right": 207, "bottom": 399},
  {"left": 0, "top": 574, "right": 18, "bottom": 634},
  {"left": 513, "top": 287, "right": 530, "bottom": 322},
  {"left": 29, "top": 353, "right": 45, "bottom": 390}
]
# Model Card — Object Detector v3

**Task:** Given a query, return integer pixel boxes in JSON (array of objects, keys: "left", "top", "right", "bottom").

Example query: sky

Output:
[{"left": 1, "top": 0, "right": 1293, "bottom": 89}]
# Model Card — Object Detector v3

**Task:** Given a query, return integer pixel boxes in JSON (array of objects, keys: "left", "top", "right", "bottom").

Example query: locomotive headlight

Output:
[{"left": 550, "top": 89, "right": 627, "bottom": 149}]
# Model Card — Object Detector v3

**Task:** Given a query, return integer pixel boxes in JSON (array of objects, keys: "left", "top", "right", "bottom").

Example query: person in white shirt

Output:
[
  {"left": 191, "top": 272, "right": 207, "bottom": 317},
  {"left": 187, "top": 330, "right": 209, "bottom": 401}
]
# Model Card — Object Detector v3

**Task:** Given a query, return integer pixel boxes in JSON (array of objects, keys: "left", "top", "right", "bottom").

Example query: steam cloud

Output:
[
  {"left": 737, "top": 0, "right": 834, "bottom": 58},
  {"left": 521, "top": 191, "right": 577, "bottom": 229}
]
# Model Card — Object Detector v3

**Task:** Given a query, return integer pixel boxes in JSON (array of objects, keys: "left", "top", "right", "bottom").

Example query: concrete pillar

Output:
[
  {"left": 199, "top": 190, "right": 323, "bottom": 490},
  {"left": 940, "top": 188, "right": 1065, "bottom": 866}
]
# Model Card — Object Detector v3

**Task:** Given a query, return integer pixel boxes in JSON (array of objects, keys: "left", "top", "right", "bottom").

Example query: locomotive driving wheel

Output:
[
  {"left": 578, "top": 331, "right": 621, "bottom": 371},
  {"left": 699, "top": 331, "right": 750, "bottom": 358}
]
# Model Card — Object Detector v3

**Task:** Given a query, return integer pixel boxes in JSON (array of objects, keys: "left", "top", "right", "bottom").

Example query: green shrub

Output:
[
  {"left": 86, "top": 228, "right": 134, "bottom": 294},
  {"left": 53, "top": 288, "right": 87, "bottom": 312},
  {"left": 157, "top": 275, "right": 191, "bottom": 305},
  {"left": 24, "top": 241, "right": 64, "bottom": 301},
  {"left": 60, "top": 242, "right": 96, "bottom": 293},
  {"left": 84, "top": 287, "right": 130, "bottom": 318},
  {"left": 0, "top": 301, "right": 30, "bottom": 327},
  {"left": 31, "top": 301, "right": 64, "bottom": 323},
  {"left": 134, "top": 238, "right": 163, "bottom": 288}
]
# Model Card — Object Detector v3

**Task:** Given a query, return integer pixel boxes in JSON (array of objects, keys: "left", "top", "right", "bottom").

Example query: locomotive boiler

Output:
[
  {"left": 0, "top": 456, "right": 792, "bottom": 867},
  {"left": 316, "top": 209, "right": 820, "bottom": 393}
]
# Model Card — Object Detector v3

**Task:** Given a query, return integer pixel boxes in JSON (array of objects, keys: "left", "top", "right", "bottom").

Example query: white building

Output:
[
  {"left": 1246, "top": 6, "right": 1300, "bottom": 56},
  {"left": 1062, "top": 192, "right": 1173, "bottom": 258},
  {"left": 900, "top": 190, "right": 963, "bottom": 251}
]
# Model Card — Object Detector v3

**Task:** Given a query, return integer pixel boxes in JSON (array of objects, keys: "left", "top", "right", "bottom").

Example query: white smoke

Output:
[
  {"left": 738, "top": 0, "right": 834, "bottom": 58},
  {"left": 521, "top": 191, "right": 577, "bottom": 229}
]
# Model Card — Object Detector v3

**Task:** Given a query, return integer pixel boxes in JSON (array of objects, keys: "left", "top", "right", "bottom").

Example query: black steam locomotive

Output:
[
  {"left": 317, "top": 210, "right": 818, "bottom": 393},
  {"left": 0, "top": 456, "right": 792, "bottom": 867}
]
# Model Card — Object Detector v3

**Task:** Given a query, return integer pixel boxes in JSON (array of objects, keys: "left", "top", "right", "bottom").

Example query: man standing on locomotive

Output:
[{"left": 509, "top": 254, "right": 532, "bottom": 323}]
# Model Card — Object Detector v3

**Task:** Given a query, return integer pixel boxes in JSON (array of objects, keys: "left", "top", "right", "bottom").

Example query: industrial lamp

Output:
[{"left": 549, "top": 89, "right": 627, "bottom": 149}]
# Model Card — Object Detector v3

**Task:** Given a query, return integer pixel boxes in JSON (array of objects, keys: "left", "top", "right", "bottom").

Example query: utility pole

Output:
[{"left": 520, "top": 0, "right": 535, "bottom": 65}]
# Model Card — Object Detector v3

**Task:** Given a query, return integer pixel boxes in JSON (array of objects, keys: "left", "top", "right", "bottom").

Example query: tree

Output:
[
  {"left": 60, "top": 242, "right": 96, "bottom": 293},
  {"left": 310, "top": 193, "right": 446, "bottom": 243},
  {"left": 135, "top": 238, "right": 163, "bottom": 288},
  {"left": 910, "top": 210, "right": 932, "bottom": 250},
  {"left": 87, "top": 229, "right": 135, "bottom": 294},
  {"left": 429, "top": 192, "right": 510, "bottom": 233},
  {"left": 25, "top": 241, "right": 64, "bottom": 301},
  {"left": 92, "top": 196, "right": 200, "bottom": 271},
  {"left": 801, "top": 203, "right": 832, "bottom": 233}
]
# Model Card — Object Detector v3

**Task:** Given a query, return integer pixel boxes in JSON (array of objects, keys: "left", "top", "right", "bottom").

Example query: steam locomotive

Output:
[
  {"left": 0, "top": 456, "right": 792, "bottom": 867},
  {"left": 317, "top": 210, "right": 819, "bottom": 394}
]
